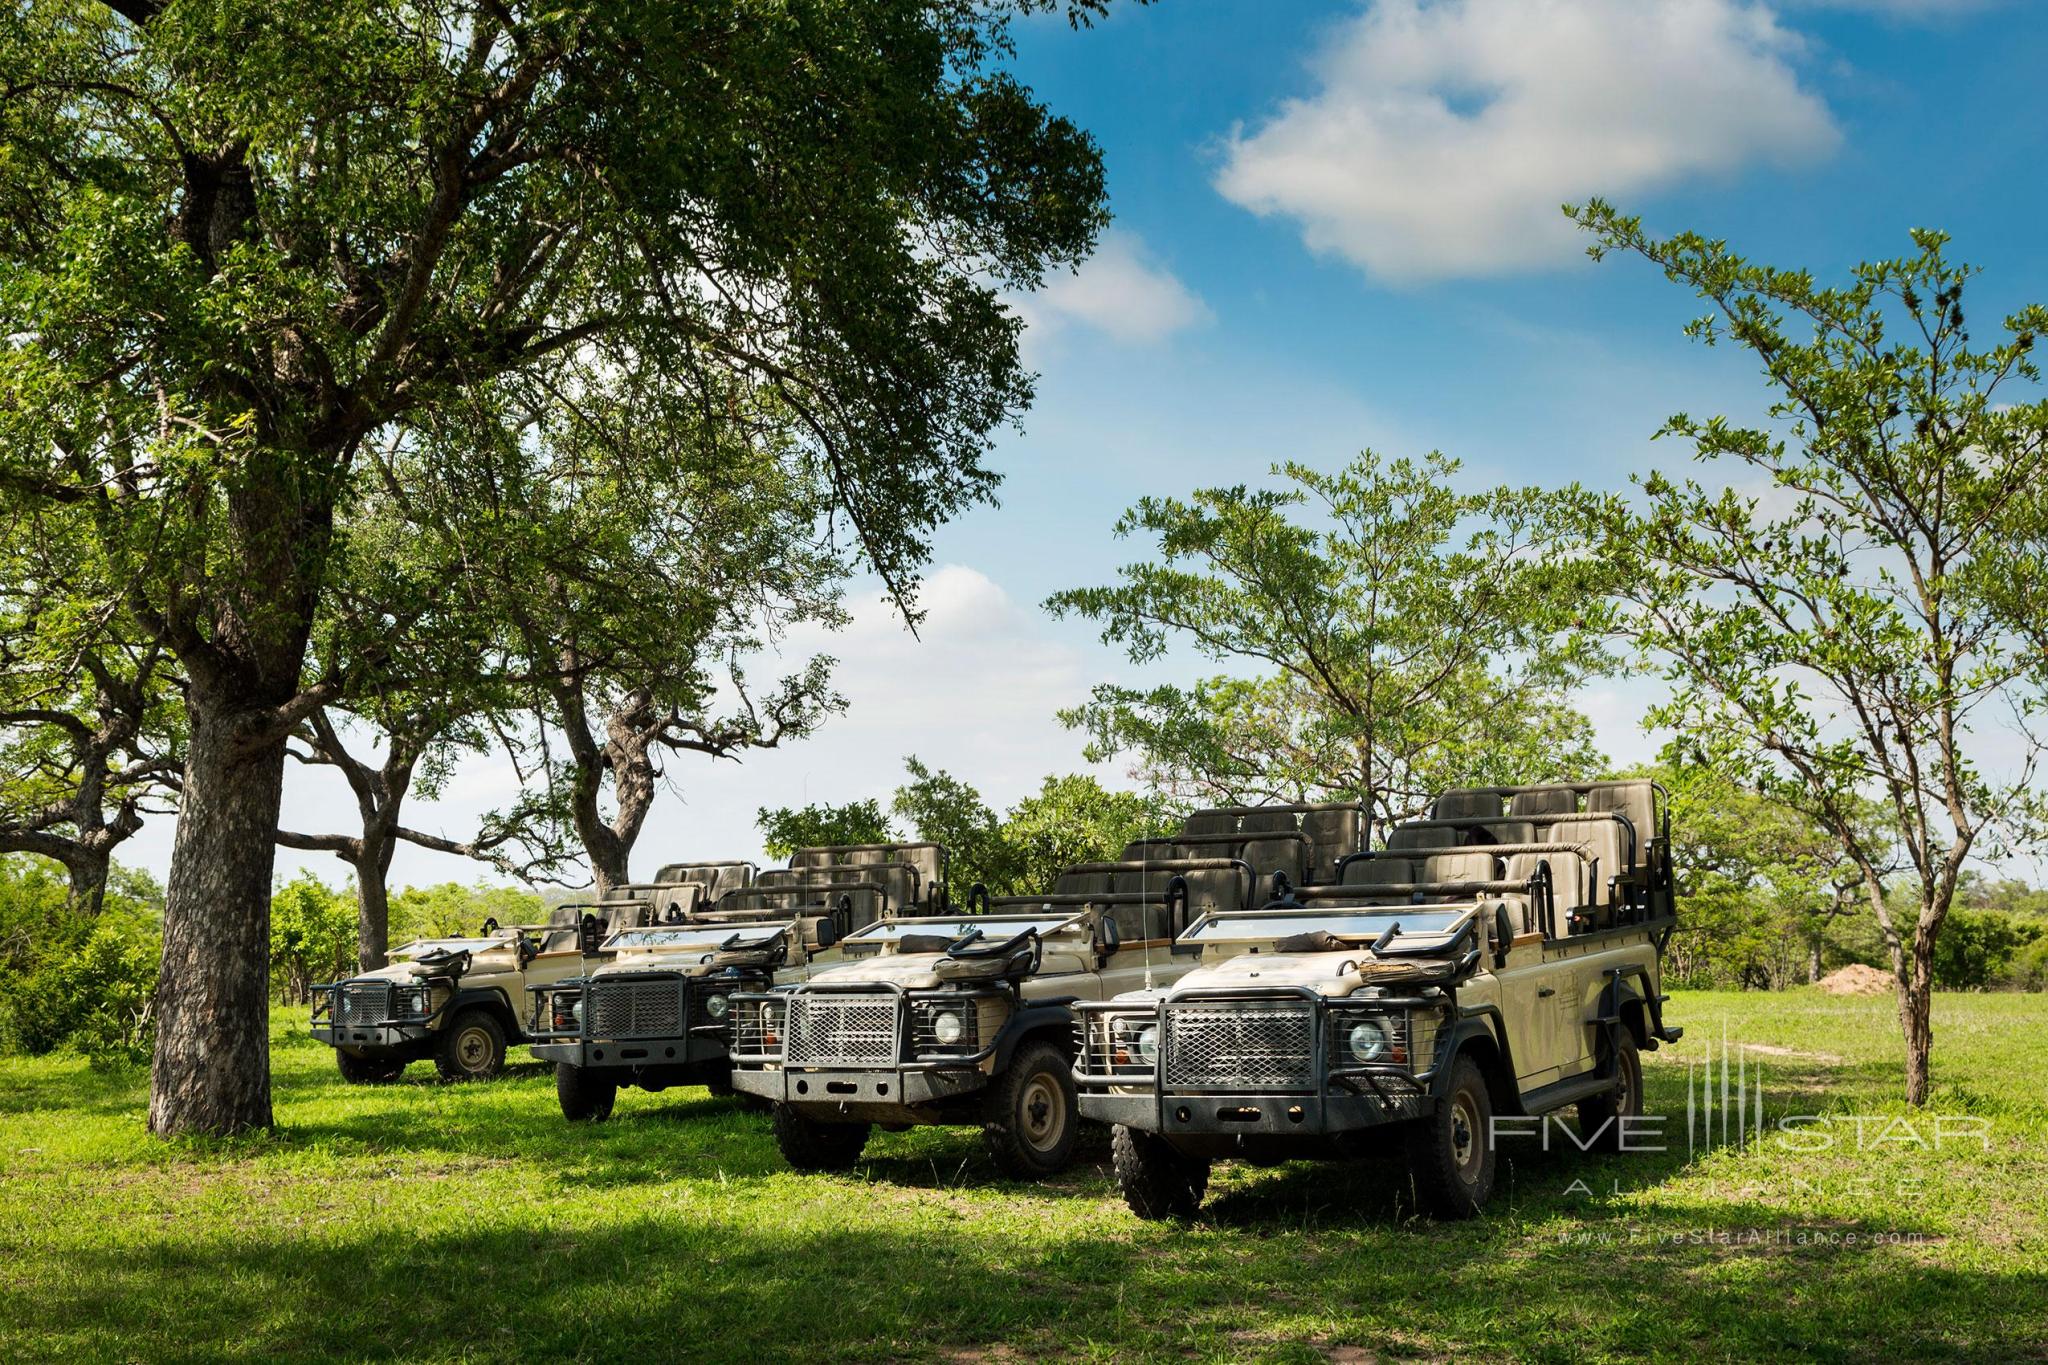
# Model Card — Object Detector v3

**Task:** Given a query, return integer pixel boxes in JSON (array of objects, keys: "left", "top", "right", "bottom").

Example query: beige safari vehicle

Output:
[
  {"left": 725, "top": 820, "right": 1326, "bottom": 1179},
  {"left": 527, "top": 843, "right": 939, "bottom": 1120},
  {"left": 1076, "top": 780, "right": 1682, "bottom": 1220}
]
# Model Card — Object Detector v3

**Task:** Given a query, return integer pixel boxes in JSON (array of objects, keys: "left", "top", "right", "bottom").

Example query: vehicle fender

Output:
[
  {"left": 990, "top": 1000, "right": 1079, "bottom": 1071},
  {"left": 448, "top": 986, "right": 520, "bottom": 1038},
  {"left": 1434, "top": 1008, "right": 1525, "bottom": 1115}
]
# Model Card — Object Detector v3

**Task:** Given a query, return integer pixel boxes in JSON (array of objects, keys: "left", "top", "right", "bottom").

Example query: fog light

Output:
[{"left": 932, "top": 1010, "right": 964, "bottom": 1045}]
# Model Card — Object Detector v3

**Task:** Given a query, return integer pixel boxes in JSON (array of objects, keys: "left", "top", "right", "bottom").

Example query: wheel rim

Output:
[
  {"left": 455, "top": 1027, "right": 492, "bottom": 1072},
  {"left": 1617, "top": 1054, "right": 1635, "bottom": 1115},
  {"left": 1450, "top": 1089, "right": 1483, "bottom": 1182},
  {"left": 1019, "top": 1071, "right": 1067, "bottom": 1152}
]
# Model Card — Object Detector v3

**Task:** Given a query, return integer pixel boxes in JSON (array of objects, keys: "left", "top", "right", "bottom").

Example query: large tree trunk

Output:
[
  {"left": 356, "top": 825, "right": 396, "bottom": 973},
  {"left": 1900, "top": 933, "right": 1936, "bottom": 1108},
  {"left": 147, "top": 696, "right": 286, "bottom": 1136}
]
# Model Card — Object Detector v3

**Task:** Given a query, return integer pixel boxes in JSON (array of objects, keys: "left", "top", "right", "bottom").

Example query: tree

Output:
[
  {"left": 1047, "top": 451, "right": 1610, "bottom": 828},
  {"left": 1570, "top": 202, "right": 2048, "bottom": 1104},
  {"left": 997, "top": 772, "right": 1178, "bottom": 897},
  {"left": 267, "top": 872, "right": 355, "bottom": 1005},
  {"left": 891, "top": 756, "right": 1016, "bottom": 894},
  {"left": 0, "top": 0, "right": 1113, "bottom": 1132},
  {"left": 757, "top": 799, "right": 895, "bottom": 862}
]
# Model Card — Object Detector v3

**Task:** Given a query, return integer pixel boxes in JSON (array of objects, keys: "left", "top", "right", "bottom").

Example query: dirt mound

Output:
[{"left": 1816, "top": 963, "right": 1893, "bottom": 996}]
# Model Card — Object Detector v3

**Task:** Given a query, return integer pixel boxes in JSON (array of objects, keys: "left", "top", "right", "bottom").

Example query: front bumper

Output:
[
  {"left": 730, "top": 1063, "right": 990, "bottom": 1109},
  {"left": 1080, "top": 1085, "right": 1428, "bottom": 1137},
  {"left": 530, "top": 1035, "right": 725, "bottom": 1070},
  {"left": 312, "top": 1021, "right": 432, "bottom": 1052}
]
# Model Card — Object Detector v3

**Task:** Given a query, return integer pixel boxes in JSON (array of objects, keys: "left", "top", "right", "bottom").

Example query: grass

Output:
[{"left": 2, "top": 991, "right": 2045, "bottom": 1363}]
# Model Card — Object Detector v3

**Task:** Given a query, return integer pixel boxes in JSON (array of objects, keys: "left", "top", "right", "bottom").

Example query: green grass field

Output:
[{"left": 3, "top": 990, "right": 2044, "bottom": 1362}]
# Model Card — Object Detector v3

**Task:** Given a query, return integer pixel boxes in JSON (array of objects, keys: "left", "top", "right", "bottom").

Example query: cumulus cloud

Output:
[
  {"left": 1016, "top": 230, "right": 1210, "bottom": 344},
  {"left": 1214, "top": 0, "right": 1841, "bottom": 283}
]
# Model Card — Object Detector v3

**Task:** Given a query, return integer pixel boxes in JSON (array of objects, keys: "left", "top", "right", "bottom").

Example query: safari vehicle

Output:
[
  {"left": 1075, "top": 779, "right": 1683, "bottom": 1220},
  {"left": 725, "top": 811, "right": 1362, "bottom": 1179},
  {"left": 527, "top": 843, "right": 940, "bottom": 1120},
  {"left": 310, "top": 886, "right": 682, "bottom": 1084}
]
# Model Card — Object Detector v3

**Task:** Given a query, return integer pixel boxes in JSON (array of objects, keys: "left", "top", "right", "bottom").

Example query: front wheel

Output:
[
  {"left": 1112, "top": 1125, "right": 1209, "bottom": 1220},
  {"left": 556, "top": 1062, "right": 617, "bottom": 1121},
  {"left": 1406, "top": 1055, "right": 1497, "bottom": 1219},
  {"left": 433, "top": 1008, "right": 507, "bottom": 1082},
  {"left": 336, "top": 1050, "right": 406, "bottom": 1085},
  {"left": 772, "top": 1105, "right": 871, "bottom": 1171},
  {"left": 981, "top": 1040, "right": 1080, "bottom": 1179},
  {"left": 1576, "top": 1030, "right": 1643, "bottom": 1155}
]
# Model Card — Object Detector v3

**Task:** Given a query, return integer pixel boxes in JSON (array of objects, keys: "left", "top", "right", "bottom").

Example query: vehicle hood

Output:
[
  {"left": 592, "top": 950, "right": 722, "bottom": 980},
  {"left": 1117, "top": 948, "right": 1440, "bottom": 1001},
  {"left": 797, "top": 952, "right": 944, "bottom": 992}
]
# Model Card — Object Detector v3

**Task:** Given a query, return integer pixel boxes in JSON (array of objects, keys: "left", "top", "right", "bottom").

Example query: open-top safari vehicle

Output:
[
  {"left": 1075, "top": 779, "right": 1683, "bottom": 1219},
  {"left": 727, "top": 802, "right": 1379, "bottom": 1178},
  {"left": 309, "top": 893, "right": 658, "bottom": 1084},
  {"left": 526, "top": 843, "right": 941, "bottom": 1120}
]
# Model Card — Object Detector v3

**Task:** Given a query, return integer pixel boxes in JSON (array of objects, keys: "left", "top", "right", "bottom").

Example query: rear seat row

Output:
[
  {"left": 1040, "top": 862, "right": 1252, "bottom": 941},
  {"left": 1343, "top": 850, "right": 1588, "bottom": 914},
  {"left": 1117, "top": 802, "right": 1367, "bottom": 888}
]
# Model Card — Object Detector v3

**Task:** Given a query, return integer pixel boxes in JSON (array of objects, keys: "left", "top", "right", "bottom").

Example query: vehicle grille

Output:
[
  {"left": 785, "top": 994, "right": 900, "bottom": 1067},
  {"left": 1163, "top": 1002, "right": 1317, "bottom": 1090},
  {"left": 733, "top": 996, "right": 787, "bottom": 1058},
  {"left": 587, "top": 980, "right": 684, "bottom": 1039},
  {"left": 1079, "top": 1011, "right": 1157, "bottom": 1078},
  {"left": 337, "top": 982, "right": 393, "bottom": 1026}
]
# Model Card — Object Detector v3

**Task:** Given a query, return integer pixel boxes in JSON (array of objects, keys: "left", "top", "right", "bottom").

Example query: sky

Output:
[{"left": 123, "top": 0, "right": 2048, "bottom": 891}]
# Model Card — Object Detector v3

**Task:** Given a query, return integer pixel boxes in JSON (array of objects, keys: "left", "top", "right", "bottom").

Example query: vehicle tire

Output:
[
  {"left": 556, "top": 1062, "right": 617, "bottom": 1121},
  {"left": 981, "top": 1040, "right": 1081, "bottom": 1179},
  {"left": 1576, "top": 1029, "right": 1643, "bottom": 1155},
  {"left": 336, "top": 1050, "right": 406, "bottom": 1085},
  {"left": 1406, "top": 1055, "right": 1497, "bottom": 1219},
  {"left": 772, "top": 1104, "right": 871, "bottom": 1171},
  {"left": 433, "top": 1008, "right": 507, "bottom": 1082},
  {"left": 1111, "top": 1124, "right": 1209, "bottom": 1220}
]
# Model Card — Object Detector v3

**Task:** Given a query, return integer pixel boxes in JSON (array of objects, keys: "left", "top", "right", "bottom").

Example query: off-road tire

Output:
[
  {"left": 335, "top": 1050, "right": 405, "bottom": 1085},
  {"left": 772, "top": 1104, "right": 871, "bottom": 1171},
  {"left": 981, "top": 1040, "right": 1081, "bottom": 1179},
  {"left": 556, "top": 1062, "right": 617, "bottom": 1121},
  {"left": 433, "top": 1007, "right": 507, "bottom": 1082},
  {"left": 1406, "top": 1055, "right": 1496, "bottom": 1219},
  {"left": 1576, "top": 1030, "right": 1643, "bottom": 1155},
  {"left": 1112, "top": 1124, "right": 1209, "bottom": 1220}
]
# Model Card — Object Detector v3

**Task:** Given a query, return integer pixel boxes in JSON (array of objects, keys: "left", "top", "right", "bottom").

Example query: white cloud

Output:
[
  {"left": 1016, "top": 230, "right": 1210, "bottom": 344},
  {"left": 1213, "top": 0, "right": 1840, "bottom": 283}
]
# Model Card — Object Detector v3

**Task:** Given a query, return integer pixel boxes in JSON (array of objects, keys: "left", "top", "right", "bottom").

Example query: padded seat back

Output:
[
  {"left": 1179, "top": 866, "right": 1248, "bottom": 920},
  {"left": 1588, "top": 783, "right": 1656, "bottom": 868},
  {"left": 1301, "top": 807, "right": 1364, "bottom": 882},
  {"left": 1386, "top": 824, "right": 1456, "bottom": 852},
  {"left": 1505, "top": 850, "right": 1587, "bottom": 931},
  {"left": 1461, "top": 820, "right": 1534, "bottom": 847},
  {"left": 1546, "top": 819, "right": 1624, "bottom": 905},
  {"left": 655, "top": 862, "right": 754, "bottom": 902},
  {"left": 1433, "top": 789, "right": 1503, "bottom": 821},
  {"left": 1509, "top": 787, "right": 1578, "bottom": 818},
  {"left": 1423, "top": 851, "right": 1500, "bottom": 886},
  {"left": 1341, "top": 856, "right": 1414, "bottom": 888},
  {"left": 1237, "top": 808, "right": 1297, "bottom": 835},
  {"left": 1053, "top": 870, "right": 1113, "bottom": 899},
  {"left": 1181, "top": 810, "right": 1239, "bottom": 837},
  {"left": 1241, "top": 837, "right": 1305, "bottom": 890}
]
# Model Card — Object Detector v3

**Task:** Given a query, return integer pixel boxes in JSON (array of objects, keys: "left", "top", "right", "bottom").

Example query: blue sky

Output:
[{"left": 143, "top": 0, "right": 2048, "bottom": 890}]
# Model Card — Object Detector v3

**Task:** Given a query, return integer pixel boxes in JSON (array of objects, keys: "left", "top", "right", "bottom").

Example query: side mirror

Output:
[
  {"left": 813, "top": 917, "right": 841, "bottom": 950},
  {"left": 1097, "top": 915, "right": 1121, "bottom": 956},
  {"left": 481, "top": 916, "right": 500, "bottom": 936},
  {"left": 578, "top": 913, "right": 604, "bottom": 957},
  {"left": 1494, "top": 903, "right": 1514, "bottom": 967}
]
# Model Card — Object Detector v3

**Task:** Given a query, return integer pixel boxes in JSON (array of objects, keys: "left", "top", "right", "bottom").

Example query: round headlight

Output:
[
  {"left": 932, "top": 1010, "right": 964, "bottom": 1044},
  {"left": 705, "top": 994, "right": 730, "bottom": 1020},
  {"left": 570, "top": 998, "right": 584, "bottom": 1026},
  {"left": 1135, "top": 1024, "right": 1159, "bottom": 1064},
  {"left": 1347, "top": 1019, "right": 1388, "bottom": 1064}
]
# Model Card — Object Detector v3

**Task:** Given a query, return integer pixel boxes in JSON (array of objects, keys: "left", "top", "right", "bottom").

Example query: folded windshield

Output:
[
  {"left": 1184, "top": 908, "right": 1471, "bottom": 944},
  {"left": 849, "top": 916, "right": 1076, "bottom": 944},
  {"left": 606, "top": 924, "right": 785, "bottom": 952}
]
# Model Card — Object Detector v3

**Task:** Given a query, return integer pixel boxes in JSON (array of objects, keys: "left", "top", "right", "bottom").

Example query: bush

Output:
[
  {"left": 270, "top": 872, "right": 358, "bottom": 1003},
  {"left": 389, "top": 881, "right": 547, "bottom": 944},
  {"left": 0, "top": 856, "right": 163, "bottom": 1067},
  {"left": 1933, "top": 909, "right": 2044, "bottom": 991}
]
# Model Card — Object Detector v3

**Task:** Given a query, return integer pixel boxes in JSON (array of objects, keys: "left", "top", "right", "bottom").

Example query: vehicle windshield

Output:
[
  {"left": 1184, "top": 908, "right": 1472, "bottom": 944},
  {"left": 392, "top": 936, "right": 511, "bottom": 956},
  {"left": 606, "top": 924, "right": 786, "bottom": 952},
  {"left": 848, "top": 915, "right": 1077, "bottom": 945}
]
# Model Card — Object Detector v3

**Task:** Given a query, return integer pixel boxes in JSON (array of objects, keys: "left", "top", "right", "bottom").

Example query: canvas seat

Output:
[
  {"left": 1386, "top": 824, "right": 1456, "bottom": 852},
  {"left": 1422, "top": 850, "right": 1500, "bottom": 887},
  {"left": 1545, "top": 818, "right": 1625, "bottom": 905},
  {"left": 1237, "top": 808, "right": 1298, "bottom": 835},
  {"left": 1432, "top": 789, "right": 1503, "bottom": 821},
  {"left": 1459, "top": 820, "right": 1534, "bottom": 847},
  {"left": 1508, "top": 787, "right": 1578, "bottom": 818},
  {"left": 1588, "top": 782, "right": 1656, "bottom": 868},
  {"left": 1241, "top": 837, "right": 1306, "bottom": 891},
  {"left": 1181, "top": 810, "right": 1239, "bottom": 837},
  {"left": 1505, "top": 850, "right": 1587, "bottom": 934},
  {"left": 1301, "top": 807, "right": 1364, "bottom": 883},
  {"left": 1340, "top": 856, "right": 1414, "bottom": 894}
]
